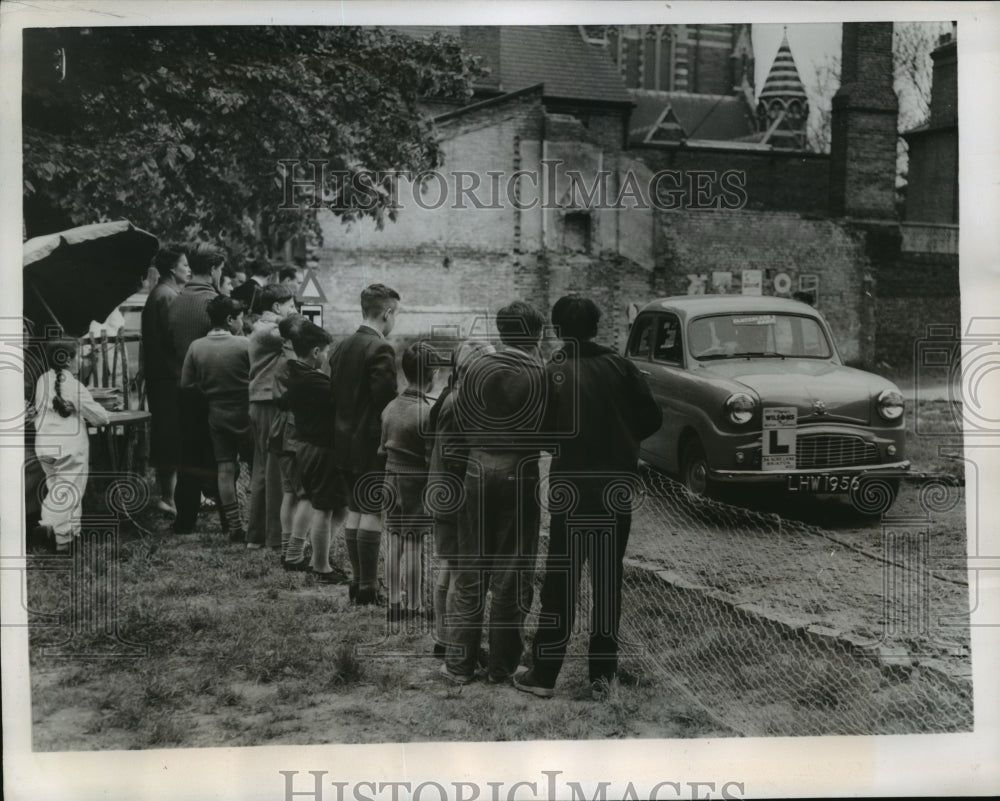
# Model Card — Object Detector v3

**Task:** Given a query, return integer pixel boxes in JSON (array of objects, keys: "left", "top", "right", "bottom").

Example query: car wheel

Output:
[{"left": 681, "top": 438, "right": 716, "bottom": 499}]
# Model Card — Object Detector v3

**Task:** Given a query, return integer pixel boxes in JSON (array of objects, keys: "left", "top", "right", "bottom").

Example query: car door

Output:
[{"left": 627, "top": 312, "right": 683, "bottom": 473}]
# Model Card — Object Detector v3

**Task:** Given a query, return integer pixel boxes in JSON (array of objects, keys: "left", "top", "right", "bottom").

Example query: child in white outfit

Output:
[{"left": 33, "top": 338, "right": 110, "bottom": 552}]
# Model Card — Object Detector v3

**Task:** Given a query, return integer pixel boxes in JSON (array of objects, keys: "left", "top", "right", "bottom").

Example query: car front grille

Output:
[{"left": 795, "top": 434, "right": 879, "bottom": 469}]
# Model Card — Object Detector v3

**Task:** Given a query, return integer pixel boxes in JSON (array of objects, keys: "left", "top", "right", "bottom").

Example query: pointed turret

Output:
[{"left": 756, "top": 31, "right": 809, "bottom": 148}]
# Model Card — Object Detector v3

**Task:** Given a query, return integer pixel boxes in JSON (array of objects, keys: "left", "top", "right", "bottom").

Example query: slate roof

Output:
[
  {"left": 759, "top": 33, "right": 808, "bottom": 102},
  {"left": 629, "top": 92, "right": 756, "bottom": 144},
  {"left": 497, "top": 27, "right": 631, "bottom": 104},
  {"left": 391, "top": 26, "right": 632, "bottom": 105}
]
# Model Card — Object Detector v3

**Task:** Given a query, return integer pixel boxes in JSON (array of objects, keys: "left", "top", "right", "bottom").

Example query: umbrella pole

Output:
[{"left": 28, "top": 282, "right": 67, "bottom": 337}]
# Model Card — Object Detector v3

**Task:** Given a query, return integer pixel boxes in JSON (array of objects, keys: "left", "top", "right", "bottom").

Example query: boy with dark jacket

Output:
[{"left": 327, "top": 283, "right": 400, "bottom": 605}]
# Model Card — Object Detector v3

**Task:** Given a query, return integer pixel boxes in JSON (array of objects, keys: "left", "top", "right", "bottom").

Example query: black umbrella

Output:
[{"left": 23, "top": 220, "right": 159, "bottom": 337}]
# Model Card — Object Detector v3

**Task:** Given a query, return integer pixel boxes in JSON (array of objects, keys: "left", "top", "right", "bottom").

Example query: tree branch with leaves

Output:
[{"left": 23, "top": 26, "right": 484, "bottom": 259}]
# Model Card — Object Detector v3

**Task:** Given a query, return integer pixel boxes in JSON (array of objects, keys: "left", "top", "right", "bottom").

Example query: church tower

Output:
[{"left": 756, "top": 31, "right": 809, "bottom": 149}]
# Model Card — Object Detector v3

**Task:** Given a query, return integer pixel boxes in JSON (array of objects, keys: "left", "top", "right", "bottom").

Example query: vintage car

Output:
[{"left": 625, "top": 295, "right": 908, "bottom": 508}]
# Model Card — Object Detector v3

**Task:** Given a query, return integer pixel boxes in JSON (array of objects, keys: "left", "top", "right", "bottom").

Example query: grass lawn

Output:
[{"left": 26, "top": 519, "right": 734, "bottom": 750}]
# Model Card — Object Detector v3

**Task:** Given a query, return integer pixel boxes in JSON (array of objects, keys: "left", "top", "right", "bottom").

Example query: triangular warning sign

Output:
[{"left": 298, "top": 269, "right": 327, "bottom": 303}]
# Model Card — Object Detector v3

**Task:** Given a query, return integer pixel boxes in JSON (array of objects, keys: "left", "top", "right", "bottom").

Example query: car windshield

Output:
[{"left": 688, "top": 313, "right": 832, "bottom": 360}]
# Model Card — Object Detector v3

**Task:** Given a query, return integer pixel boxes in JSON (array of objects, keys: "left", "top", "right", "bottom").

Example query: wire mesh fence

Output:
[{"left": 360, "top": 460, "right": 972, "bottom": 736}]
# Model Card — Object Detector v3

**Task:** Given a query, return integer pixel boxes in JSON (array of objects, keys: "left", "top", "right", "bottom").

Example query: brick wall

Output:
[
  {"left": 904, "top": 128, "right": 958, "bottom": 224},
  {"left": 652, "top": 210, "right": 872, "bottom": 362},
  {"left": 829, "top": 23, "right": 899, "bottom": 219},
  {"left": 874, "top": 253, "right": 960, "bottom": 367},
  {"left": 633, "top": 146, "right": 829, "bottom": 214}
]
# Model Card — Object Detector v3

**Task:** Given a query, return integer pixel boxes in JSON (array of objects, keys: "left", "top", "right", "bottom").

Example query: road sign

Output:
[
  {"left": 298, "top": 269, "right": 327, "bottom": 303},
  {"left": 300, "top": 304, "right": 323, "bottom": 328}
]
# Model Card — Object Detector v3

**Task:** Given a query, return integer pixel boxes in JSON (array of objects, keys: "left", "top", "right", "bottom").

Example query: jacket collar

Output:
[{"left": 357, "top": 324, "right": 385, "bottom": 339}]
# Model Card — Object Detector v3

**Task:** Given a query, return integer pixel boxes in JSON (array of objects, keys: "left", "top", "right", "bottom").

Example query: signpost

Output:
[{"left": 297, "top": 268, "right": 326, "bottom": 328}]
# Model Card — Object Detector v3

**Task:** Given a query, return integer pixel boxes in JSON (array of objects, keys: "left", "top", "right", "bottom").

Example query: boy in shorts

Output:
[
  {"left": 379, "top": 342, "right": 437, "bottom": 622},
  {"left": 180, "top": 295, "right": 252, "bottom": 541},
  {"left": 282, "top": 321, "right": 350, "bottom": 584},
  {"left": 271, "top": 313, "right": 314, "bottom": 567}
]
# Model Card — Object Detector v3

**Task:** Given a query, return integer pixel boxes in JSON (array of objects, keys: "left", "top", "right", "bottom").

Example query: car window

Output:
[
  {"left": 653, "top": 314, "right": 683, "bottom": 365},
  {"left": 689, "top": 313, "right": 832, "bottom": 360},
  {"left": 627, "top": 315, "right": 655, "bottom": 359}
]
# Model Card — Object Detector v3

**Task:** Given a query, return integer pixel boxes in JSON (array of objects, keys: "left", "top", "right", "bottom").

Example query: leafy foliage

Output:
[{"left": 23, "top": 26, "right": 482, "bottom": 257}]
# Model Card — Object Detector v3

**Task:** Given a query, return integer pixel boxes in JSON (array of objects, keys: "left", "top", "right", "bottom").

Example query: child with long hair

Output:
[{"left": 33, "top": 337, "right": 111, "bottom": 553}]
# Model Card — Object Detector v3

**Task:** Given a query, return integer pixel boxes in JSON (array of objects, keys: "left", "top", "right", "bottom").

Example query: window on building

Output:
[{"left": 562, "top": 211, "right": 592, "bottom": 254}]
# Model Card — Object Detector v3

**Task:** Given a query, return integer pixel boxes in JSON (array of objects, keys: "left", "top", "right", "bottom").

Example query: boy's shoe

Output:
[
  {"left": 439, "top": 663, "right": 476, "bottom": 685},
  {"left": 282, "top": 556, "right": 310, "bottom": 572},
  {"left": 432, "top": 643, "right": 447, "bottom": 660},
  {"left": 355, "top": 587, "right": 385, "bottom": 606},
  {"left": 513, "top": 669, "right": 555, "bottom": 699},
  {"left": 312, "top": 569, "right": 350, "bottom": 585},
  {"left": 246, "top": 543, "right": 264, "bottom": 551},
  {"left": 29, "top": 524, "right": 57, "bottom": 554},
  {"left": 228, "top": 528, "right": 246, "bottom": 544}
]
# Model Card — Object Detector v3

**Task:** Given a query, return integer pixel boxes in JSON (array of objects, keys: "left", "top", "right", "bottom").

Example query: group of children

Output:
[{"left": 177, "top": 285, "right": 439, "bottom": 620}]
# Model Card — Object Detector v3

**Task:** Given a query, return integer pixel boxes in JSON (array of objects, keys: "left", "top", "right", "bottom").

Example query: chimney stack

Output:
[{"left": 829, "top": 23, "right": 900, "bottom": 219}]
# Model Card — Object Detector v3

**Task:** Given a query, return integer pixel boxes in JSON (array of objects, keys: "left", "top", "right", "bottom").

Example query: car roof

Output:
[{"left": 638, "top": 295, "right": 821, "bottom": 320}]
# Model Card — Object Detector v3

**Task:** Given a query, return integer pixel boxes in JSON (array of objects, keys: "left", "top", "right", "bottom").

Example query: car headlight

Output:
[
  {"left": 725, "top": 392, "right": 756, "bottom": 425},
  {"left": 877, "top": 388, "right": 904, "bottom": 421}
]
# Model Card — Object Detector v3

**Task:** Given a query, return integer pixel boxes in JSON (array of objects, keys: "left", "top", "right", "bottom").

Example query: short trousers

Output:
[
  {"left": 343, "top": 470, "right": 379, "bottom": 514},
  {"left": 384, "top": 470, "right": 432, "bottom": 538},
  {"left": 279, "top": 452, "right": 306, "bottom": 497},
  {"left": 208, "top": 401, "right": 253, "bottom": 463},
  {"left": 297, "top": 441, "right": 347, "bottom": 511}
]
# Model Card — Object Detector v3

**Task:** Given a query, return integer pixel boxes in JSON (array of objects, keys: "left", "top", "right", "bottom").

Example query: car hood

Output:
[{"left": 698, "top": 359, "right": 896, "bottom": 425}]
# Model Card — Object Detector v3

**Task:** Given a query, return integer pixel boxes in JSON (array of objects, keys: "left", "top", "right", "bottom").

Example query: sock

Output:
[
  {"left": 285, "top": 533, "right": 307, "bottom": 563},
  {"left": 222, "top": 502, "right": 242, "bottom": 535},
  {"left": 281, "top": 533, "right": 291, "bottom": 560},
  {"left": 344, "top": 527, "right": 360, "bottom": 585},
  {"left": 357, "top": 528, "right": 382, "bottom": 592},
  {"left": 310, "top": 516, "right": 332, "bottom": 574}
]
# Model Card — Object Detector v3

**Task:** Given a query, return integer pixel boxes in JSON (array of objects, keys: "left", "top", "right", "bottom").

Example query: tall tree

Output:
[{"left": 23, "top": 26, "right": 482, "bottom": 257}]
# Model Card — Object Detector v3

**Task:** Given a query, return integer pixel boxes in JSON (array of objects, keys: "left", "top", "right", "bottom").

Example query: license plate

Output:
[{"left": 786, "top": 474, "right": 860, "bottom": 493}]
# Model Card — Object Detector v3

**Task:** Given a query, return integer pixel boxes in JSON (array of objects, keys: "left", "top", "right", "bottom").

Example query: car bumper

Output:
[{"left": 710, "top": 460, "right": 911, "bottom": 484}]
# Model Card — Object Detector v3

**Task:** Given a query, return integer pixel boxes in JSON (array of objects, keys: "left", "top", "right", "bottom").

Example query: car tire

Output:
[{"left": 681, "top": 438, "right": 716, "bottom": 500}]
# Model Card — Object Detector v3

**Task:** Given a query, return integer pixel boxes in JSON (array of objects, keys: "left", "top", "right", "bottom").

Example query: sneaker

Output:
[
  {"left": 513, "top": 668, "right": 554, "bottom": 699},
  {"left": 312, "top": 569, "right": 350, "bottom": 585},
  {"left": 439, "top": 663, "right": 476, "bottom": 685}
]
